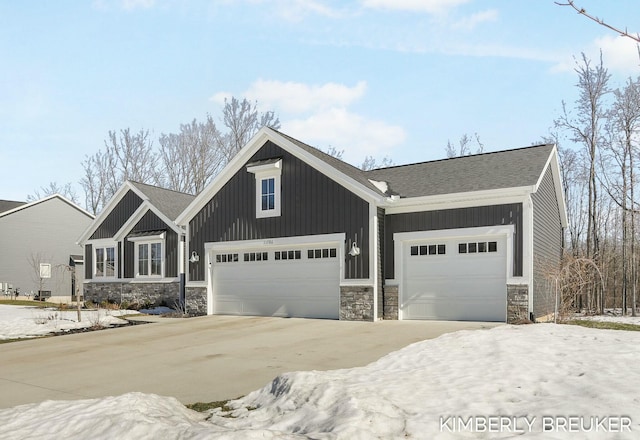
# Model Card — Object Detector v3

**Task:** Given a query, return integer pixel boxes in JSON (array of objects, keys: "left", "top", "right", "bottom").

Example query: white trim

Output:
[
  {"left": 524, "top": 195, "right": 535, "bottom": 314},
  {"left": 383, "top": 188, "right": 532, "bottom": 215},
  {"left": 205, "top": 233, "right": 346, "bottom": 251},
  {"left": 340, "top": 279, "right": 374, "bottom": 286},
  {"left": 84, "top": 277, "right": 180, "bottom": 284},
  {"left": 133, "top": 240, "right": 165, "bottom": 278},
  {"left": 256, "top": 172, "right": 282, "bottom": 219},
  {"left": 90, "top": 241, "right": 118, "bottom": 280},
  {"left": 176, "top": 127, "right": 383, "bottom": 226},
  {"left": 369, "top": 202, "right": 379, "bottom": 321},
  {"left": 127, "top": 232, "right": 166, "bottom": 242},
  {"left": 394, "top": 226, "right": 516, "bottom": 320}
]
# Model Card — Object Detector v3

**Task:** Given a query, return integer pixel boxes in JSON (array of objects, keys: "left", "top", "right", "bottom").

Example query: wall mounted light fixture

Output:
[
  {"left": 348, "top": 242, "right": 360, "bottom": 257},
  {"left": 189, "top": 251, "right": 200, "bottom": 263}
]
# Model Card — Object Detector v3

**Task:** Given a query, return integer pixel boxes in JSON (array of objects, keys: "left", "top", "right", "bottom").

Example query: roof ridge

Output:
[{"left": 129, "top": 180, "right": 195, "bottom": 197}]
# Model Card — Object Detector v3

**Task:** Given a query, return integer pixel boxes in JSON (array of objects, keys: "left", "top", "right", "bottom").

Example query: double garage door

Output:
[
  {"left": 401, "top": 235, "right": 507, "bottom": 322},
  {"left": 211, "top": 244, "right": 340, "bottom": 319}
]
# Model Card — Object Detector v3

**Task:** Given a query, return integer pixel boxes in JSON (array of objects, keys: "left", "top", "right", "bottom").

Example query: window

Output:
[
  {"left": 243, "top": 252, "right": 268, "bottom": 262},
  {"left": 247, "top": 159, "right": 282, "bottom": 219},
  {"left": 275, "top": 250, "right": 301, "bottom": 261},
  {"left": 459, "top": 241, "right": 498, "bottom": 254},
  {"left": 308, "top": 248, "right": 337, "bottom": 259},
  {"left": 261, "top": 178, "right": 275, "bottom": 211},
  {"left": 216, "top": 253, "right": 239, "bottom": 263},
  {"left": 410, "top": 244, "right": 446, "bottom": 256},
  {"left": 95, "top": 246, "right": 116, "bottom": 278},
  {"left": 136, "top": 242, "right": 163, "bottom": 277}
]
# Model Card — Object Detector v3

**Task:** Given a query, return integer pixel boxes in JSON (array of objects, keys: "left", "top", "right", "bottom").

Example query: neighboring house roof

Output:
[
  {"left": 128, "top": 181, "right": 195, "bottom": 221},
  {"left": 0, "top": 200, "right": 26, "bottom": 214},
  {"left": 0, "top": 194, "right": 94, "bottom": 220},
  {"left": 365, "top": 144, "right": 555, "bottom": 198}
]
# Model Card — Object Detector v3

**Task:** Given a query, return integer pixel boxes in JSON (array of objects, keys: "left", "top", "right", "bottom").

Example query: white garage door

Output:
[
  {"left": 401, "top": 236, "right": 507, "bottom": 321},
  {"left": 212, "top": 245, "right": 340, "bottom": 319}
]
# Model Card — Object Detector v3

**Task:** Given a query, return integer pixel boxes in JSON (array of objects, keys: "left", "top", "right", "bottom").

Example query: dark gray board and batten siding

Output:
[
  {"left": 188, "top": 141, "right": 371, "bottom": 282},
  {"left": 384, "top": 203, "right": 524, "bottom": 280},
  {"left": 85, "top": 190, "right": 178, "bottom": 280},
  {"left": 531, "top": 166, "right": 564, "bottom": 318}
]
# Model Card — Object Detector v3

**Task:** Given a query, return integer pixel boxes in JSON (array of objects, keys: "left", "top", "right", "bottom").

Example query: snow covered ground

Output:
[
  {"left": 0, "top": 305, "right": 139, "bottom": 340},
  {"left": 1, "top": 322, "right": 639, "bottom": 439}
]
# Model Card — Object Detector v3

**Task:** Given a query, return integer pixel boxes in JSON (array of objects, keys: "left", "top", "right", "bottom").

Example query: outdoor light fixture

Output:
[
  {"left": 348, "top": 242, "right": 360, "bottom": 257},
  {"left": 189, "top": 251, "right": 200, "bottom": 263}
]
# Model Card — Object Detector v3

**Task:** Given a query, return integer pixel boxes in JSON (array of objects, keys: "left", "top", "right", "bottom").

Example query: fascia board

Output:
[
  {"left": 383, "top": 186, "right": 533, "bottom": 215},
  {"left": 176, "top": 128, "right": 383, "bottom": 225},
  {"left": 78, "top": 181, "right": 141, "bottom": 244},
  {"left": 531, "top": 146, "right": 568, "bottom": 228}
]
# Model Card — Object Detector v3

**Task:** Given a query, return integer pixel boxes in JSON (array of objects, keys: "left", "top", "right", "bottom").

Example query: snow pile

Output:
[
  {"left": 1, "top": 324, "right": 639, "bottom": 439},
  {"left": 0, "top": 305, "right": 139, "bottom": 339}
]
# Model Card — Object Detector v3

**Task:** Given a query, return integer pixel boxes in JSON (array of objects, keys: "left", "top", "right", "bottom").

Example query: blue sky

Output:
[{"left": 1, "top": 0, "right": 639, "bottom": 203}]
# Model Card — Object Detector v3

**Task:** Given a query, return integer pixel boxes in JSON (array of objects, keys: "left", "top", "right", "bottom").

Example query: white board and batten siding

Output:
[
  {"left": 206, "top": 234, "right": 344, "bottom": 319},
  {"left": 395, "top": 226, "right": 514, "bottom": 322}
]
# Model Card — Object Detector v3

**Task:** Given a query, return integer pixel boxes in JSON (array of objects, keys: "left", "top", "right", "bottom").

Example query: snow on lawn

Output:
[
  {"left": 0, "top": 305, "right": 139, "bottom": 340},
  {"left": 1, "top": 323, "right": 639, "bottom": 439}
]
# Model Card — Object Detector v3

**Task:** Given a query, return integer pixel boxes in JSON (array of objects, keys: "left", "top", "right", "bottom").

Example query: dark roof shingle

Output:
[
  {"left": 0, "top": 200, "right": 26, "bottom": 214},
  {"left": 365, "top": 144, "right": 554, "bottom": 198},
  {"left": 129, "top": 182, "right": 195, "bottom": 221}
]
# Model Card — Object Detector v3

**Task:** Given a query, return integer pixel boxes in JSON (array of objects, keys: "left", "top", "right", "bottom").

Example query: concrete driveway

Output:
[{"left": 0, "top": 315, "right": 500, "bottom": 409}]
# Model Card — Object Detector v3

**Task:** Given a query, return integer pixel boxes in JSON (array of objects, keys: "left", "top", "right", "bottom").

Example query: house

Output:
[
  {"left": 176, "top": 127, "right": 567, "bottom": 323},
  {"left": 0, "top": 195, "right": 94, "bottom": 303},
  {"left": 78, "top": 181, "right": 195, "bottom": 308}
]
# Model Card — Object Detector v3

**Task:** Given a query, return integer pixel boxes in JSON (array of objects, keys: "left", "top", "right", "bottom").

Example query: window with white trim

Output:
[
  {"left": 129, "top": 232, "right": 166, "bottom": 278},
  {"left": 136, "top": 242, "right": 163, "bottom": 277},
  {"left": 247, "top": 159, "right": 282, "bottom": 218},
  {"left": 95, "top": 245, "right": 116, "bottom": 278}
]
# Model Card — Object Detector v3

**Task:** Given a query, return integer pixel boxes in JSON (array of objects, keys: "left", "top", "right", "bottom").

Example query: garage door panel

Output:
[
  {"left": 212, "top": 245, "right": 340, "bottom": 319},
  {"left": 402, "top": 235, "right": 507, "bottom": 322}
]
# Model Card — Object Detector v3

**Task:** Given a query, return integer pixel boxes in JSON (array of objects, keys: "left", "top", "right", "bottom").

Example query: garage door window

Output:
[
  {"left": 216, "top": 253, "right": 239, "bottom": 263},
  {"left": 459, "top": 241, "right": 498, "bottom": 254},
  {"left": 410, "top": 244, "right": 446, "bottom": 256},
  {"left": 244, "top": 252, "right": 269, "bottom": 262},
  {"left": 308, "top": 248, "right": 337, "bottom": 259},
  {"left": 275, "top": 250, "right": 301, "bottom": 260}
]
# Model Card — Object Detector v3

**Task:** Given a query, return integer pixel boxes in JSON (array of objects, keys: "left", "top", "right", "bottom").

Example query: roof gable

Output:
[
  {"left": 128, "top": 181, "right": 195, "bottom": 221},
  {"left": 0, "top": 194, "right": 94, "bottom": 220}
]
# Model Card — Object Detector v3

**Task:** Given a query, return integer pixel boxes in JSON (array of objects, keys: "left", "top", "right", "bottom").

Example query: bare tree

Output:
[
  {"left": 27, "top": 182, "right": 79, "bottom": 204},
  {"left": 324, "top": 146, "right": 344, "bottom": 160},
  {"left": 361, "top": 155, "right": 394, "bottom": 171},
  {"left": 555, "top": 53, "right": 610, "bottom": 259},
  {"left": 27, "top": 252, "right": 50, "bottom": 300},
  {"left": 445, "top": 133, "right": 484, "bottom": 158},
  {"left": 157, "top": 116, "right": 226, "bottom": 194},
  {"left": 555, "top": 1, "right": 640, "bottom": 44},
  {"left": 220, "top": 97, "right": 280, "bottom": 161}
]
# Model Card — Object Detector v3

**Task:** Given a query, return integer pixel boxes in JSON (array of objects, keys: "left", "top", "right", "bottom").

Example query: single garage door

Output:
[
  {"left": 212, "top": 245, "right": 340, "bottom": 319},
  {"left": 401, "top": 236, "right": 507, "bottom": 321}
]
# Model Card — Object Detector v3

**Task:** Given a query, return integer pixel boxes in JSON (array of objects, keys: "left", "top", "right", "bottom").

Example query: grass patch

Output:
[
  {"left": 0, "top": 299, "right": 58, "bottom": 308},
  {"left": 567, "top": 319, "right": 640, "bottom": 331}
]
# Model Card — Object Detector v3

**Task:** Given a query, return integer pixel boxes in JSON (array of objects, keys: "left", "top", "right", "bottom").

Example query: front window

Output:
[
  {"left": 137, "top": 241, "right": 163, "bottom": 277},
  {"left": 95, "top": 246, "right": 116, "bottom": 278},
  {"left": 247, "top": 159, "right": 282, "bottom": 219}
]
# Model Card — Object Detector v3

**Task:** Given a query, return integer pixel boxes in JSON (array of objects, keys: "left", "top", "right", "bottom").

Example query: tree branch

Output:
[{"left": 555, "top": 1, "right": 640, "bottom": 43}]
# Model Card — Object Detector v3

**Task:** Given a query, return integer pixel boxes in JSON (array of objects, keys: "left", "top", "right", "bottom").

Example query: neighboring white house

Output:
[{"left": 0, "top": 195, "right": 94, "bottom": 303}]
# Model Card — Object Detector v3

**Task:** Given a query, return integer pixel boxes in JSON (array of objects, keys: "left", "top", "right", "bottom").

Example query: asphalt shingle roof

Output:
[
  {"left": 0, "top": 200, "right": 26, "bottom": 214},
  {"left": 365, "top": 144, "right": 554, "bottom": 197},
  {"left": 272, "top": 128, "right": 554, "bottom": 199},
  {"left": 129, "top": 181, "right": 195, "bottom": 221}
]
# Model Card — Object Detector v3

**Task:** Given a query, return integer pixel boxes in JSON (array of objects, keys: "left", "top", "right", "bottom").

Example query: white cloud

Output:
[
  {"left": 246, "top": 0, "right": 347, "bottom": 22},
  {"left": 551, "top": 34, "right": 640, "bottom": 74},
  {"left": 361, "top": 0, "right": 469, "bottom": 15},
  {"left": 451, "top": 9, "right": 498, "bottom": 31},
  {"left": 242, "top": 79, "right": 367, "bottom": 113},
  {"left": 211, "top": 79, "right": 405, "bottom": 164},
  {"left": 284, "top": 108, "right": 406, "bottom": 164}
]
